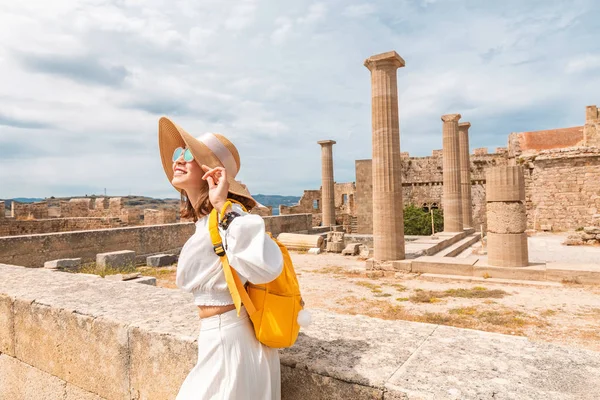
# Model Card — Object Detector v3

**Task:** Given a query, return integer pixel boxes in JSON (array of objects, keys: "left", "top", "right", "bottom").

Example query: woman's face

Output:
[{"left": 171, "top": 147, "right": 205, "bottom": 192}]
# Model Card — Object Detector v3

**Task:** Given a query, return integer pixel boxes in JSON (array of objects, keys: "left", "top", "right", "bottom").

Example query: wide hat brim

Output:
[{"left": 158, "top": 117, "right": 257, "bottom": 210}]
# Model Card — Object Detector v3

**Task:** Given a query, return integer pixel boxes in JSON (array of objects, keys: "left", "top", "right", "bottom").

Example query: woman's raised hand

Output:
[{"left": 201, "top": 165, "right": 229, "bottom": 212}]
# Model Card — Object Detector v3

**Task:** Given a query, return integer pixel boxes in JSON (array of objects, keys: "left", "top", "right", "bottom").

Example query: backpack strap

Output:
[{"left": 208, "top": 201, "right": 256, "bottom": 317}]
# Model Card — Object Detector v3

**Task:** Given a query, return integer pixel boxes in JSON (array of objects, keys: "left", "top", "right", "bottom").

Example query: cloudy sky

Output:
[{"left": 0, "top": 0, "right": 598, "bottom": 199}]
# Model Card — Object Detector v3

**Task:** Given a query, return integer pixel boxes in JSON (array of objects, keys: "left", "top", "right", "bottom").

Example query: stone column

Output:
[
  {"left": 458, "top": 122, "right": 473, "bottom": 228},
  {"left": 486, "top": 166, "right": 529, "bottom": 267},
  {"left": 442, "top": 114, "right": 463, "bottom": 232},
  {"left": 584, "top": 105, "right": 599, "bottom": 147},
  {"left": 364, "top": 51, "right": 405, "bottom": 261},
  {"left": 317, "top": 140, "right": 336, "bottom": 227}
]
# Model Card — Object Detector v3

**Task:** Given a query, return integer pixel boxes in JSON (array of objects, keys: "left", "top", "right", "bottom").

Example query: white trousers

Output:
[{"left": 176, "top": 307, "right": 281, "bottom": 400}]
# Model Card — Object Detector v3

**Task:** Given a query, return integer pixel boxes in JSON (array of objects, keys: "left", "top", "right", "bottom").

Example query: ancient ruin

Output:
[
  {"left": 317, "top": 140, "right": 336, "bottom": 227},
  {"left": 364, "top": 51, "right": 406, "bottom": 261},
  {"left": 458, "top": 122, "right": 473, "bottom": 228},
  {"left": 441, "top": 114, "right": 464, "bottom": 233},
  {"left": 486, "top": 166, "right": 529, "bottom": 267}
]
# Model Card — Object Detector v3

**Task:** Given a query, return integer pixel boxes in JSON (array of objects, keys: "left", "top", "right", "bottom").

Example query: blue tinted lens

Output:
[
  {"left": 172, "top": 147, "right": 183, "bottom": 162},
  {"left": 184, "top": 148, "right": 194, "bottom": 162}
]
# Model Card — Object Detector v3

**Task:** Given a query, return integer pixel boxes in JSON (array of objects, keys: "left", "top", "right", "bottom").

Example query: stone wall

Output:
[
  {"left": 60, "top": 199, "right": 92, "bottom": 217},
  {"left": 143, "top": 209, "right": 177, "bottom": 225},
  {"left": 355, "top": 151, "right": 506, "bottom": 234},
  {"left": 0, "top": 217, "right": 125, "bottom": 237},
  {"left": 2, "top": 264, "right": 598, "bottom": 400},
  {"left": 520, "top": 147, "right": 600, "bottom": 231},
  {"left": 11, "top": 201, "right": 49, "bottom": 219},
  {"left": 0, "top": 223, "right": 195, "bottom": 268},
  {"left": 0, "top": 201, "right": 4, "bottom": 219},
  {"left": 264, "top": 214, "right": 313, "bottom": 235},
  {"left": 0, "top": 214, "right": 315, "bottom": 267},
  {"left": 280, "top": 190, "right": 320, "bottom": 215}
]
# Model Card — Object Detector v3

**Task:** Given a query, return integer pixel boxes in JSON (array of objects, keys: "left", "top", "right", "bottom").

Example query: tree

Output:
[{"left": 403, "top": 204, "right": 444, "bottom": 236}]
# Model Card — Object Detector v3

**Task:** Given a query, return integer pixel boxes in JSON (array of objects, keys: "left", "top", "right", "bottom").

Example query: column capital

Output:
[
  {"left": 364, "top": 51, "right": 405, "bottom": 71},
  {"left": 458, "top": 122, "right": 471, "bottom": 129},
  {"left": 317, "top": 140, "right": 337, "bottom": 146},
  {"left": 441, "top": 114, "right": 461, "bottom": 122}
]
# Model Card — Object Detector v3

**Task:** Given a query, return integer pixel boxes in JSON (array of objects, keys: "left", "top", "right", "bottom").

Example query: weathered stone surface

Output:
[
  {"left": 0, "top": 223, "right": 194, "bottom": 268},
  {"left": 13, "top": 299, "right": 129, "bottom": 399},
  {"left": 96, "top": 250, "right": 135, "bottom": 270},
  {"left": 0, "top": 354, "right": 70, "bottom": 400},
  {"left": 44, "top": 257, "right": 81, "bottom": 270},
  {"left": 278, "top": 233, "right": 324, "bottom": 251},
  {"left": 487, "top": 232, "right": 529, "bottom": 267},
  {"left": 281, "top": 365, "right": 385, "bottom": 400},
  {"left": 128, "top": 326, "right": 198, "bottom": 400},
  {"left": 326, "top": 241, "right": 345, "bottom": 253},
  {"left": 146, "top": 253, "right": 177, "bottom": 267},
  {"left": 307, "top": 247, "right": 321, "bottom": 255},
  {"left": 0, "top": 295, "right": 14, "bottom": 356},
  {"left": 105, "top": 272, "right": 141, "bottom": 281},
  {"left": 486, "top": 202, "right": 528, "bottom": 234},
  {"left": 127, "top": 276, "right": 157, "bottom": 286},
  {"left": 584, "top": 226, "right": 600, "bottom": 234},
  {"left": 341, "top": 243, "right": 361, "bottom": 256},
  {"left": 387, "top": 325, "right": 600, "bottom": 399}
]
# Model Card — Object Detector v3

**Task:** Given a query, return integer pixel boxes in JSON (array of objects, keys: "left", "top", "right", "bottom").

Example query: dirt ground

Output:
[{"left": 138, "top": 251, "right": 600, "bottom": 352}]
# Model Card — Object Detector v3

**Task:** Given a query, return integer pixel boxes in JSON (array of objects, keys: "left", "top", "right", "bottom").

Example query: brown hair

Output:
[{"left": 180, "top": 188, "right": 255, "bottom": 222}]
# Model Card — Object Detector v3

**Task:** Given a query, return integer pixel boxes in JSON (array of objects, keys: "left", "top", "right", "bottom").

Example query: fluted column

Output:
[
  {"left": 458, "top": 122, "right": 473, "bottom": 228},
  {"left": 317, "top": 140, "right": 336, "bottom": 227},
  {"left": 486, "top": 166, "right": 529, "bottom": 267},
  {"left": 442, "top": 114, "right": 464, "bottom": 232},
  {"left": 364, "top": 51, "right": 405, "bottom": 261}
]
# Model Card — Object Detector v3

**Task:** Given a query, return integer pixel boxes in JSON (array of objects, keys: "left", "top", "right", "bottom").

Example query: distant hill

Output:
[{"left": 1, "top": 194, "right": 300, "bottom": 216}]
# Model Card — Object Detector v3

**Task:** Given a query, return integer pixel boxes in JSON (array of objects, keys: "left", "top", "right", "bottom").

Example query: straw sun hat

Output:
[{"left": 158, "top": 117, "right": 257, "bottom": 209}]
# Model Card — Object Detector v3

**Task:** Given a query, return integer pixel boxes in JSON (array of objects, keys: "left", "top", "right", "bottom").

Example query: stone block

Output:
[
  {"left": 0, "top": 354, "right": 69, "bottom": 400},
  {"left": 105, "top": 272, "right": 141, "bottom": 281},
  {"left": 0, "top": 295, "right": 14, "bottom": 356},
  {"left": 487, "top": 232, "right": 529, "bottom": 267},
  {"left": 326, "top": 241, "right": 345, "bottom": 253},
  {"left": 128, "top": 276, "right": 157, "bottom": 286},
  {"left": 391, "top": 260, "right": 412, "bottom": 272},
  {"left": 281, "top": 365, "right": 384, "bottom": 400},
  {"left": 411, "top": 257, "right": 476, "bottom": 276},
  {"left": 96, "top": 250, "right": 136, "bottom": 270},
  {"left": 44, "top": 257, "right": 81, "bottom": 270},
  {"left": 12, "top": 299, "right": 130, "bottom": 399},
  {"left": 307, "top": 248, "right": 321, "bottom": 255},
  {"left": 146, "top": 253, "right": 177, "bottom": 267},
  {"left": 486, "top": 202, "right": 527, "bottom": 234},
  {"left": 128, "top": 326, "right": 197, "bottom": 400},
  {"left": 583, "top": 226, "right": 600, "bottom": 235},
  {"left": 358, "top": 244, "right": 370, "bottom": 258},
  {"left": 540, "top": 224, "right": 553, "bottom": 232},
  {"left": 486, "top": 166, "right": 525, "bottom": 202},
  {"left": 341, "top": 243, "right": 361, "bottom": 256}
]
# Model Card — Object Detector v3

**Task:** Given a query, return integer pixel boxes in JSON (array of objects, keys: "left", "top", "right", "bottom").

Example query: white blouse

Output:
[{"left": 176, "top": 203, "right": 284, "bottom": 306}]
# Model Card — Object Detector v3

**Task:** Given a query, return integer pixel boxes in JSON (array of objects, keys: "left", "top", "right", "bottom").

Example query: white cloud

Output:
[
  {"left": 271, "top": 17, "right": 293, "bottom": 45},
  {"left": 298, "top": 3, "right": 327, "bottom": 24},
  {"left": 566, "top": 54, "right": 600, "bottom": 74},
  {"left": 0, "top": 0, "right": 599, "bottom": 198},
  {"left": 343, "top": 4, "right": 377, "bottom": 18}
]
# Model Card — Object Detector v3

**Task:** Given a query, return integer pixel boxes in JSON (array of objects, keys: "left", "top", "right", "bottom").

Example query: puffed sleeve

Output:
[{"left": 220, "top": 203, "right": 283, "bottom": 284}]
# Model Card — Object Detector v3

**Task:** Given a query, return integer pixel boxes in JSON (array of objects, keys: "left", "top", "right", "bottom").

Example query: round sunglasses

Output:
[{"left": 172, "top": 147, "right": 194, "bottom": 162}]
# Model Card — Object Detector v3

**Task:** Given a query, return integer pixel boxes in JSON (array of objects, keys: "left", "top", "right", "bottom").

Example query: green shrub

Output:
[{"left": 403, "top": 205, "right": 444, "bottom": 235}]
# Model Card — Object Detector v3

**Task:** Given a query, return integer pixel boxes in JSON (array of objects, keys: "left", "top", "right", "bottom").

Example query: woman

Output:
[{"left": 158, "top": 117, "right": 283, "bottom": 400}]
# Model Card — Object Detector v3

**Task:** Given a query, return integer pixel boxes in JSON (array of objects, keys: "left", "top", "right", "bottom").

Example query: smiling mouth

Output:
[{"left": 174, "top": 168, "right": 187, "bottom": 175}]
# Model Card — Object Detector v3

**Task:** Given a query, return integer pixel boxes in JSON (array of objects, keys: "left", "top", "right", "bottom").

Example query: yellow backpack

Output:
[{"left": 208, "top": 199, "right": 304, "bottom": 348}]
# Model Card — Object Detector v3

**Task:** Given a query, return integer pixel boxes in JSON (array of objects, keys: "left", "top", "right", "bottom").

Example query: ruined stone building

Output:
[{"left": 282, "top": 104, "right": 600, "bottom": 233}]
